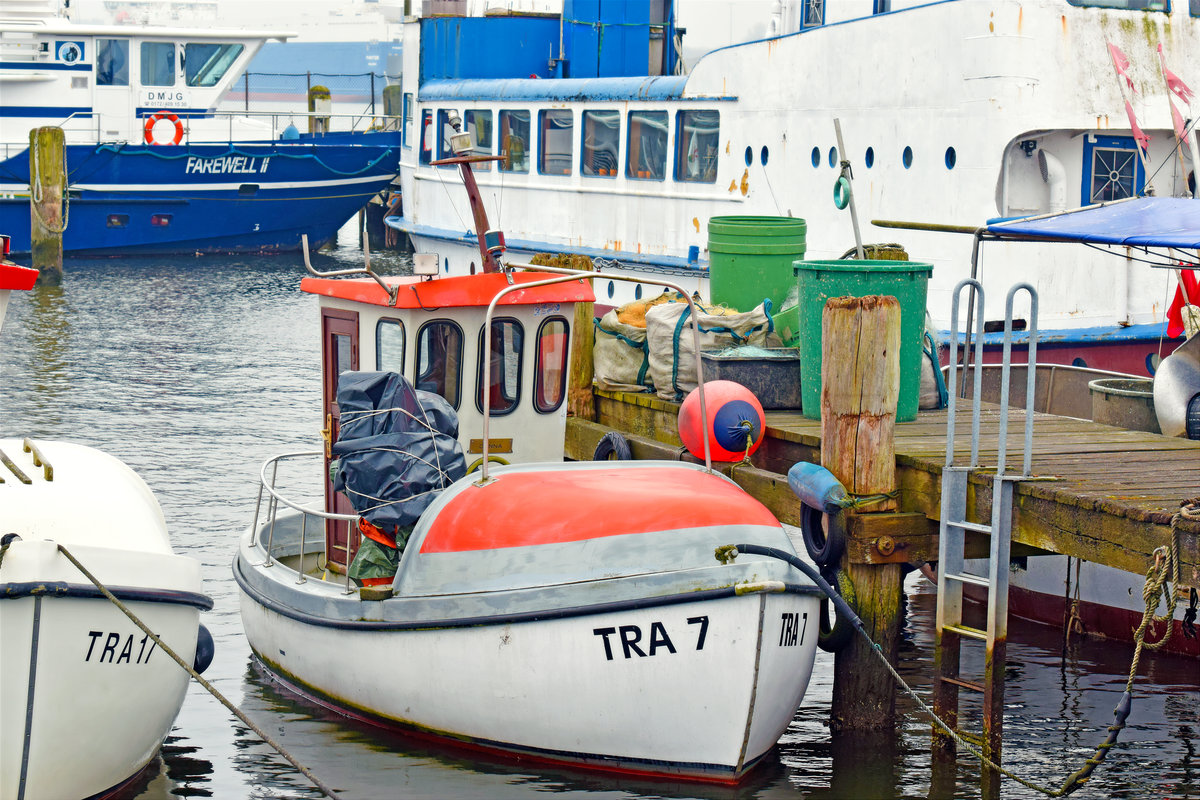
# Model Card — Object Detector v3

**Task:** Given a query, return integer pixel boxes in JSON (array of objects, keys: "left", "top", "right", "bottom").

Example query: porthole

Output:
[
  {"left": 635, "top": 284, "right": 643, "bottom": 300},
  {"left": 902, "top": 146, "right": 913, "bottom": 169},
  {"left": 469, "top": 261, "right": 476, "bottom": 275},
  {"left": 744, "top": 146, "right": 753, "bottom": 166},
  {"left": 444, "top": 257, "right": 449, "bottom": 273},
  {"left": 811, "top": 147, "right": 820, "bottom": 168},
  {"left": 828, "top": 146, "right": 838, "bottom": 168},
  {"left": 865, "top": 147, "right": 875, "bottom": 168},
  {"left": 607, "top": 280, "right": 615, "bottom": 299},
  {"left": 945, "top": 147, "right": 956, "bottom": 169},
  {"left": 1072, "top": 357, "right": 1088, "bottom": 368},
  {"left": 760, "top": 145, "right": 769, "bottom": 166}
]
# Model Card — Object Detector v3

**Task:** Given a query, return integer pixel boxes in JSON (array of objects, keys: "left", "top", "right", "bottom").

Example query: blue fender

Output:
[{"left": 787, "top": 461, "right": 848, "bottom": 512}]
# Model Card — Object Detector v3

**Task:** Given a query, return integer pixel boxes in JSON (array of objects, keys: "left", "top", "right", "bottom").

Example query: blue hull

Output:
[{"left": 0, "top": 132, "right": 400, "bottom": 255}]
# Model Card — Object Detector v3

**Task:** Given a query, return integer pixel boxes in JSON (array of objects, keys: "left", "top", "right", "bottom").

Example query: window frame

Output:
[
  {"left": 582, "top": 109, "right": 621, "bottom": 178},
  {"left": 626, "top": 110, "right": 669, "bottom": 181},
  {"left": 533, "top": 316, "right": 570, "bottom": 413},
  {"left": 140, "top": 41, "right": 176, "bottom": 87},
  {"left": 476, "top": 317, "right": 525, "bottom": 416},
  {"left": 1082, "top": 134, "right": 1145, "bottom": 204},
  {"left": 464, "top": 109, "right": 493, "bottom": 171},
  {"left": 674, "top": 109, "right": 720, "bottom": 183},
  {"left": 375, "top": 317, "right": 406, "bottom": 374},
  {"left": 415, "top": 319, "right": 464, "bottom": 410},
  {"left": 538, "top": 109, "right": 574, "bottom": 176},
  {"left": 498, "top": 109, "right": 531, "bottom": 173}
]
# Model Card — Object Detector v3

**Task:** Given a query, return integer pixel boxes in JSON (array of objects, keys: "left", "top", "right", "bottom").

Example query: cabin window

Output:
[
  {"left": 97, "top": 39, "right": 129, "bottom": 86},
  {"left": 376, "top": 318, "right": 405, "bottom": 373},
  {"left": 184, "top": 43, "right": 243, "bottom": 87},
  {"left": 1069, "top": 0, "right": 1168, "bottom": 9},
  {"left": 140, "top": 42, "right": 176, "bottom": 86},
  {"left": 1084, "top": 134, "right": 1144, "bottom": 203},
  {"left": 873, "top": 0, "right": 891, "bottom": 11},
  {"left": 627, "top": 111, "right": 668, "bottom": 180},
  {"left": 402, "top": 93, "right": 413, "bottom": 148},
  {"left": 476, "top": 318, "right": 523, "bottom": 416},
  {"left": 419, "top": 110, "right": 434, "bottom": 165},
  {"left": 534, "top": 318, "right": 570, "bottom": 413},
  {"left": 437, "top": 109, "right": 458, "bottom": 163},
  {"left": 582, "top": 110, "right": 620, "bottom": 177},
  {"left": 801, "top": 0, "right": 825, "bottom": 27},
  {"left": 674, "top": 110, "right": 719, "bottom": 183},
  {"left": 499, "top": 110, "right": 530, "bottom": 172},
  {"left": 465, "top": 110, "right": 492, "bottom": 171},
  {"left": 1193, "top": 0, "right": 1200, "bottom": 15},
  {"left": 416, "top": 320, "right": 463, "bottom": 409},
  {"left": 539, "top": 110, "right": 574, "bottom": 175}
]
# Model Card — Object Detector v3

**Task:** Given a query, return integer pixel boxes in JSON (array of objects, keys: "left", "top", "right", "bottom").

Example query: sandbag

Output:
[{"left": 645, "top": 300, "right": 779, "bottom": 401}]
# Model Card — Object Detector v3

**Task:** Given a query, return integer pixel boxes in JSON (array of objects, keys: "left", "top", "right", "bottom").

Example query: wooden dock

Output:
[{"left": 567, "top": 389, "right": 1200, "bottom": 585}]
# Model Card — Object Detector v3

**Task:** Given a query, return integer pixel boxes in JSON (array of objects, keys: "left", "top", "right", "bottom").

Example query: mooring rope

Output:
[
  {"left": 725, "top": 531, "right": 1193, "bottom": 798},
  {"left": 29, "top": 140, "right": 69, "bottom": 235},
  {"left": 43, "top": 543, "right": 344, "bottom": 799}
]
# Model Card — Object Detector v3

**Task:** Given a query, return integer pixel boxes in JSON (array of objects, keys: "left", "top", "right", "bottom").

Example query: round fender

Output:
[
  {"left": 800, "top": 503, "right": 846, "bottom": 568},
  {"left": 193, "top": 623, "right": 215, "bottom": 675},
  {"left": 144, "top": 111, "right": 184, "bottom": 146},
  {"left": 817, "top": 566, "right": 856, "bottom": 653},
  {"left": 466, "top": 455, "right": 510, "bottom": 473},
  {"left": 593, "top": 431, "right": 632, "bottom": 461}
]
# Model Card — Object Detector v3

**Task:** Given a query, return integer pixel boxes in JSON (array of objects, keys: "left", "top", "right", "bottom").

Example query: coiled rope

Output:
[
  {"left": 29, "top": 139, "right": 69, "bottom": 235},
  {"left": 0, "top": 539, "right": 341, "bottom": 799}
]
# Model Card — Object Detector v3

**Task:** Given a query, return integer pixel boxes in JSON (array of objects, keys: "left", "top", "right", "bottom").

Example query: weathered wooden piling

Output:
[
  {"left": 28, "top": 126, "right": 65, "bottom": 286},
  {"left": 822, "top": 295, "right": 905, "bottom": 731},
  {"left": 529, "top": 253, "right": 596, "bottom": 421}
]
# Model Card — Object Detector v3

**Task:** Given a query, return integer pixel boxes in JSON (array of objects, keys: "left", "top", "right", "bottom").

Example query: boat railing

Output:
[{"left": 253, "top": 451, "right": 354, "bottom": 587}]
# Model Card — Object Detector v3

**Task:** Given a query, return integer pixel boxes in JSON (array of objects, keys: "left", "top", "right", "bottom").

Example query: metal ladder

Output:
[{"left": 933, "top": 280, "right": 1038, "bottom": 797}]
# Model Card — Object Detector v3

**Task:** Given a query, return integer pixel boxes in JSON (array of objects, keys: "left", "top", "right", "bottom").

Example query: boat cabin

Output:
[{"left": 300, "top": 269, "right": 594, "bottom": 571}]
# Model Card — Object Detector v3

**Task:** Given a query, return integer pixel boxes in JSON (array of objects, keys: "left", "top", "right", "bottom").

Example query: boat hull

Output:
[{"left": 237, "top": 571, "right": 819, "bottom": 781}]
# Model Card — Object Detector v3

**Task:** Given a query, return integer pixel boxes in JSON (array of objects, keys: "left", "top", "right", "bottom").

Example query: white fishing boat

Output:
[
  {"left": 0, "top": 253, "right": 214, "bottom": 800},
  {"left": 234, "top": 145, "right": 824, "bottom": 782},
  {"left": 386, "top": 0, "right": 1200, "bottom": 375}
]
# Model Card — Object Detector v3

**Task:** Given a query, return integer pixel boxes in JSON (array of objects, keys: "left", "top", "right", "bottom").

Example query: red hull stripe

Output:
[
  {"left": 0, "top": 263, "right": 38, "bottom": 290},
  {"left": 301, "top": 271, "right": 595, "bottom": 308},
  {"left": 420, "top": 467, "right": 778, "bottom": 554}
]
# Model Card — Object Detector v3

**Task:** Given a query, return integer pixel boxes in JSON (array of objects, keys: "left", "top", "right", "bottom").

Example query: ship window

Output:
[
  {"left": 140, "top": 42, "right": 176, "bottom": 86},
  {"left": 376, "top": 318, "right": 405, "bottom": 373},
  {"left": 1068, "top": 0, "right": 1169, "bottom": 9},
  {"left": 499, "top": 109, "right": 530, "bottom": 173},
  {"left": 416, "top": 320, "right": 463, "bottom": 409},
  {"left": 873, "top": 0, "right": 891, "bottom": 11},
  {"left": 402, "top": 93, "right": 413, "bottom": 148},
  {"left": 1193, "top": 0, "right": 1200, "bottom": 15},
  {"left": 539, "top": 110, "right": 574, "bottom": 175},
  {"left": 238, "top": 184, "right": 258, "bottom": 196},
  {"left": 97, "top": 39, "right": 129, "bottom": 86},
  {"left": 582, "top": 110, "right": 620, "bottom": 177},
  {"left": 151, "top": 214, "right": 172, "bottom": 227},
  {"left": 865, "top": 146, "right": 875, "bottom": 168},
  {"left": 811, "top": 147, "right": 820, "bottom": 167},
  {"left": 1084, "top": 135, "right": 1144, "bottom": 203},
  {"left": 106, "top": 214, "right": 129, "bottom": 227},
  {"left": 419, "top": 110, "right": 434, "bottom": 165},
  {"left": 628, "top": 111, "right": 668, "bottom": 180},
  {"left": 801, "top": 0, "right": 825, "bottom": 27},
  {"left": 465, "top": 110, "right": 492, "bottom": 171},
  {"left": 437, "top": 109, "right": 458, "bottom": 164},
  {"left": 184, "top": 43, "right": 243, "bottom": 87},
  {"left": 674, "top": 110, "right": 719, "bottom": 183},
  {"left": 534, "top": 317, "right": 570, "bottom": 413},
  {"left": 476, "top": 318, "right": 523, "bottom": 416},
  {"left": 902, "top": 145, "right": 913, "bottom": 169}
]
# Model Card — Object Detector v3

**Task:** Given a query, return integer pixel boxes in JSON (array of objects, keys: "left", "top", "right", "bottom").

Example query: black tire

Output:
[
  {"left": 817, "top": 566, "right": 857, "bottom": 653},
  {"left": 800, "top": 504, "right": 846, "bottom": 568},
  {"left": 1187, "top": 393, "right": 1200, "bottom": 441},
  {"left": 593, "top": 431, "right": 632, "bottom": 461}
]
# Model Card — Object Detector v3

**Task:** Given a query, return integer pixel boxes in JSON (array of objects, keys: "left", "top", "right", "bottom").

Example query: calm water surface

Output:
[{"left": 1, "top": 232, "right": 1196, "bottom": 799}]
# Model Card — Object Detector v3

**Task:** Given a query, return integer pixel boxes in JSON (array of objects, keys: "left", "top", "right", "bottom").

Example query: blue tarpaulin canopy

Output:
[{"left": 987, "top": 197, "right": 1200, "bottom": 249}]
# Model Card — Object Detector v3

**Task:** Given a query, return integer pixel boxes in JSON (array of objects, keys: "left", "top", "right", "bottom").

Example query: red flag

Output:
[
  {"left": 1109, "top": 42, "right": 1136, "bottom": 92},
  {"left": 1167, "top": 268, "right": 1200, "bottom": 338},
  {"left": 1170, "top": 97, "right": 1187, "bottom": 140},
  {"left": 1124, "top": 100, "right": 1151, "bottom": 152},
  {"left": 1158, "top": 44, "right": 1194, "bottom": 104}
]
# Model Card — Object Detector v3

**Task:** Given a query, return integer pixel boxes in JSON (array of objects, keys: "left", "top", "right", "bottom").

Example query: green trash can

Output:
[
  {"left": 708, "top": 216, "right": 806, "bottom": 318},
  {"left": 794, "top": 259, "right": 932, "bottom": 422}
]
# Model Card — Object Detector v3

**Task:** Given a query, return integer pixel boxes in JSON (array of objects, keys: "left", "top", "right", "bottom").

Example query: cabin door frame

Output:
[{"left": 321, "top": 307, "right": 359, "bottom": 572}]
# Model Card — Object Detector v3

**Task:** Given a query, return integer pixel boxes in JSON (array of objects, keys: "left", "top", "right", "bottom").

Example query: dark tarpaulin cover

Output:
[
  {"left": 332, "top": 371, "right": 466, "bottom": 530},
  {"left": 987, "top": 197, "right": 1200, "bottom": 248}
]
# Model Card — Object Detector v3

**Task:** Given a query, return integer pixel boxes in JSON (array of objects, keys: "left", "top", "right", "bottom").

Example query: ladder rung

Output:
[
  {"left": 947, "top": 520, "right": 992, "bottom": 535},
  {"left": 944, "top": 624, "right": 988, "bottom": 641},
  {"left": 938, "top": 676, "right": 985, "bottom": 693},
  {"left": 945, "top": 572, "right": 990, "bottom": 588}
]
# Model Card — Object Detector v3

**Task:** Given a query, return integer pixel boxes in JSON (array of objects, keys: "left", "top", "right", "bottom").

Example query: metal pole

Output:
[{"left": 834, "top": 118, "right": 864, "bottom": 259}]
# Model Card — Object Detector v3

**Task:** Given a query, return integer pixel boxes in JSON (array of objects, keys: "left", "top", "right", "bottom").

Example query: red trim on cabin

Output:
[
  {"left": 420, "top": 466, "right": 778, "bottom": 554},
  {"left": 0, "top": 263, "right": 38, "bottom": 291},
  {"left": 301, "top": 271, "right": 595, "bottom": 308}
]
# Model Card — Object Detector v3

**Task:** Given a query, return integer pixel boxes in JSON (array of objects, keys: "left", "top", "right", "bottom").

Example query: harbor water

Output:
[{"left": 1, "top": 232, "right": 1196, "bottom": 799}]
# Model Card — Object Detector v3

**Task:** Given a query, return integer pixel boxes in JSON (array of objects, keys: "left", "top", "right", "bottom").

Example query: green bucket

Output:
[
  {"left": 794, "top": 259, "right": 932, "bottom": 422},
  {"left": 708, "top": 216, "right": 806, "bottom": 315}
]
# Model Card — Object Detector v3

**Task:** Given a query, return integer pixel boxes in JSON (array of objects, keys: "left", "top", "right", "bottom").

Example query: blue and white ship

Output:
[{"left": 0, "top": 0, "right": 401, "bottom": 255}]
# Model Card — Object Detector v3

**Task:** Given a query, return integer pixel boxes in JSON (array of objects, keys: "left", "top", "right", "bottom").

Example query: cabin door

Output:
[{"left": 321, "top": 308, "right": 359, "bottom": 572}]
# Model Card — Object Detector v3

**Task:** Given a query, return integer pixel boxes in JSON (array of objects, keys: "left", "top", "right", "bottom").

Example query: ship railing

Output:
[{"left": 253, "top": 451, "right": 357, "bottom": 591}]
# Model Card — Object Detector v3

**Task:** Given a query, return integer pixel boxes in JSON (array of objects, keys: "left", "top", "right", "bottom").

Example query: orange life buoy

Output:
[{"left": 143, "top": 111, "right": 183, "bottom": 146}]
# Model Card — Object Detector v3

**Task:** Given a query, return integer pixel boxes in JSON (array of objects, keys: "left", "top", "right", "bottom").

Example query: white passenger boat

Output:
[
  {"left": 0, "top": 259, "right": 214, "bottom": 800},
  {"left": 386, "top": 0, "right": 1200, "bottom": 375},
  {"left": 234, "top": 146, "right": 823, "bottom": 781}
]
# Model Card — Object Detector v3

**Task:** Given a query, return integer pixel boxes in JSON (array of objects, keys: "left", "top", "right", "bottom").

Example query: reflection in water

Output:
[{"left": 0, "top": 233, "right": 1195, "bottom": 800}]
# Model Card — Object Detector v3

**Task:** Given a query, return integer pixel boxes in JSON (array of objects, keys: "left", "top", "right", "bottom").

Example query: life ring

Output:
[
  {"left": 833, "top": 176, "right": 851, "bottom": 210},
  {"left": 800, "top": 503, "right": 846, "bottom": 568},
  {"left": 593, "top": 431, "right": 632, "bottom": 461},
  {"left": 817, "top": 565, "right": 856, "bottom": 653},
  {"left": 144, "top": 111, "right": 183, "bottom": 146}
]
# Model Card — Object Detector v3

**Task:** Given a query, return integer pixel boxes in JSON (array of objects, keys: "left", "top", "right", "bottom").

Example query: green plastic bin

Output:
[
  {"left": 794, "top": 259, "right": 932, "bottom": 422},
  {"left": 708, "top": 216, "right": 806, "bottom": 315}
]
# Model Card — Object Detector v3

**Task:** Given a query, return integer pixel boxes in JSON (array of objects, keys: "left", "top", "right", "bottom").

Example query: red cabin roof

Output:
[
  {"left": 0, "top": 263, "right": 38, "bottom": 291},
  {"left": 301, "top": 271, "right": 595, "bottom": 308}
]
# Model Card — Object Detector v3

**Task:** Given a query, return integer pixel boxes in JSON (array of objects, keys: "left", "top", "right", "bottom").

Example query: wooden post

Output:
[
  {"left": 822, "top": 295, "right": 904, "bottom": 731},
  {"left": 29, "top": 127, "right": 65, "bottom": 286},
  {"left": 531, "top": 253, "right": 595, "bottom": 421}
]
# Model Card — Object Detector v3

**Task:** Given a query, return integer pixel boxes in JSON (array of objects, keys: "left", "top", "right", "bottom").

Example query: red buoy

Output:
[{"left": 677, "top": 380, "right": 766, "bottom": 462}]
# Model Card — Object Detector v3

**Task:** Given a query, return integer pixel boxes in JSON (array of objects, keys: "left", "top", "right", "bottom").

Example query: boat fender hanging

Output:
[
  {"left": 144, "top": 111, "right": 183, "bottom": 146},
  {"left": 677, "top": 380, "right": 765, "bottom": 462},
  {"left": 788, "top": 461, "right": 849, "bottom": 567},
  {"left": 833, "top": 176, "right": 851, "bottom": 210},
  {"left": 192, "top": 623, "right": 215, "bottom": 675},
  {"left": 593, "top": 431, "right": 632, "bottom": 461},
  {"left": 817, "top": 565, "right": 856, "bottom": 653}
]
